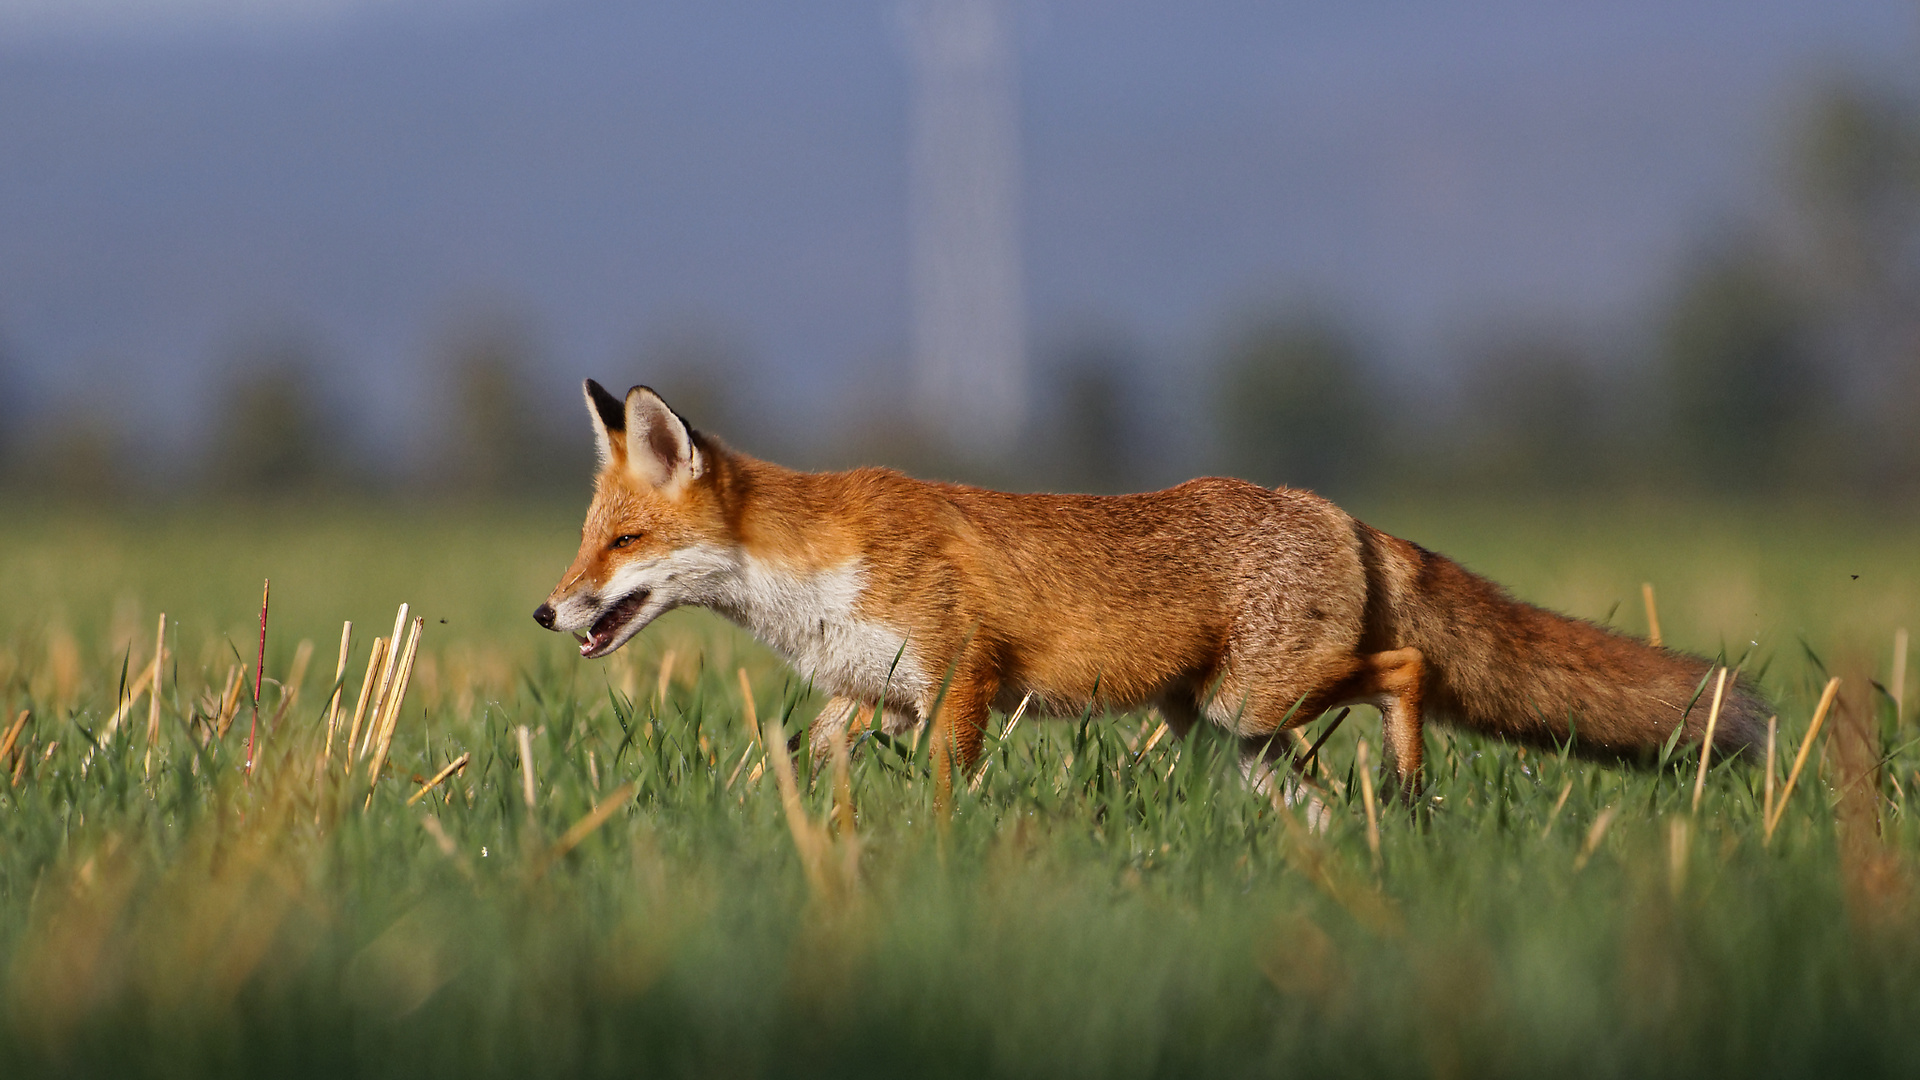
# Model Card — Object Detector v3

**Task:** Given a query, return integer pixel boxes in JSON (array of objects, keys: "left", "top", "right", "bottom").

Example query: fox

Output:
[{"left": 534, "top": 379, "right": 1768, "bottom": 796}]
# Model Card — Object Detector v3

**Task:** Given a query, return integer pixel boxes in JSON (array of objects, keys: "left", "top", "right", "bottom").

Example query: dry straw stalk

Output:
[
  {"left": 1137, "top": 719, "right": 1168, "bottom": 757},
  {"left": 725, "top": 743, "right": 760, "bottom": 791},
  {"left": 1541, "top": 779, "right": 1574, "bottom": 841},
  {"left": 359, "top": 603, "right": 409, "bottom": 759},
  {"left": 0, "top": 710, "right": 31, "bottom": 767},
  {"left": 1763, "top": 715, "right": 1778, "bottom": 825},
  {"left": 99, "top": 655, "right": 159, "bottom": 745},
  {"left": 271, "top": 638, "right": 315, "bottom": 726},
  {"left": 829, "top": 710, "right": 857, "bottom": 839},
  {"left": 531, "top": 782, "right": 640, "bottom": 880},
  {"left": 518, "top": 725, "right": 538, "bottom": 810},
  {"left": 1765, "top": 676, "right": 1842, "bottom": 845},
  {"left": 1894, "top": 628, "right": 1909, "bottom": 726},
  {"left": 407, "top": 752, "right": 471, "bottom": 807},
  {"left": 1573, "top": 805, "right": 1620, "bottom": 871},
  {"left": 1270, "top": 785, "right": 1404, "bottom": 936},
  {"left": 1691, "top": 667, "right": 1729, "bottom": 815},
  {"left": 1667, "top": 818, "right": 1690, "bottom": 896},
  {"left": 144, "top": 613, "right": 166, "bottom": 779},
  {"left": 1357, "top": 738, "right": 1382, "bottom": 874},
  {"left": 341, "top": 637, "right": 388, "bottom": 774},
  {"left": 654, "top": 649, "right": 677, "bottom": 709},
  {"left": 737, "top": 667, "right": 759, "bottom": 745},
  {"left": 366, "top": 617, "right": 423, "bottom": 792},
  {"left": 214, "top": 664, "right": 245, "bottom": 738},
  {"left": 764, "top": 719, "right": 857, "bottom": 903},
  {"left": 968, "top": 692, "right": 1033, "bottom": 793},
  {"left": 322, "top": 621, "right": 352, "bottom": 767}
]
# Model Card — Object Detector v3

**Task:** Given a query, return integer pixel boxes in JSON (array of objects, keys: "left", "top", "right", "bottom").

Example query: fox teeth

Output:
[{"left": 573, "top": 633, "right": 587, "bottom": 645}]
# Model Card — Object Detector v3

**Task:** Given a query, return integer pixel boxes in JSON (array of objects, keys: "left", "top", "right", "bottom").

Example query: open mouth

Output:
[{"left": 574, "top": 589, "right": 650, "bottom": 658}]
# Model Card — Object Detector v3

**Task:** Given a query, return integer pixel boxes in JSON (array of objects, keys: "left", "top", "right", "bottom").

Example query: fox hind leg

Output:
[
  {"left": 1358, "top": 648, "right": 1427, "bottom": 801},
  {"left": 1212, "top": 646, "right": 1429, "bottom": 802}
]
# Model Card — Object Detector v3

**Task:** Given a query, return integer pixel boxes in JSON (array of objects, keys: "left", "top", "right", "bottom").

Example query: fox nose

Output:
[{"left": 532, "top": 603, "right": 556, "bottom": 630}]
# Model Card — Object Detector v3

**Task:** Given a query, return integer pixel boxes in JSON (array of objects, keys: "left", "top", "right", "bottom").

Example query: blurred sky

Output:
[{"left": 0, "top": 0, "right": 1915, "bottom": 458}]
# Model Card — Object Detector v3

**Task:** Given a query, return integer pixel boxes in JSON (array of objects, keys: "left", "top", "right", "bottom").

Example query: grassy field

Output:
[{"left": 0, "top": 497, "right": 1916, "bottom": 1078}]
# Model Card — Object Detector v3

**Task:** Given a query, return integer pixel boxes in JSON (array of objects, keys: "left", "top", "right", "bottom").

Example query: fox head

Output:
[{"left": 533, "top": 380, "right": 736, "bottom": 658}]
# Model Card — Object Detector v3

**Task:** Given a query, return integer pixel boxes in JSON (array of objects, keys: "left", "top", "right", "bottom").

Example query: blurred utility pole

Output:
[{"left": 903, "top": 0, "right": 1028, "bottom": 455}]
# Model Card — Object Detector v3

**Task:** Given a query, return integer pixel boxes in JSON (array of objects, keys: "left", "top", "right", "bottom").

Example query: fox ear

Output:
[
  {"left": 583, "top": 379, "right": 627, "bottom": 467},
  {"left": 622, "top": 385, "right": 702, "bottom": 490}
]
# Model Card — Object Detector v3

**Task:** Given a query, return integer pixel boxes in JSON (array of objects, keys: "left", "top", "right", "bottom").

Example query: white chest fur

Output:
[{"left": 712, "top": 557, "right": 928, "bottom": 709}]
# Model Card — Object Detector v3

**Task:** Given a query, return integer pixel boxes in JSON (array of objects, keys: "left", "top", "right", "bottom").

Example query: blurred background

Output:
[{"left": 1, "top": 0, "right": 1917, "bottom": 504}]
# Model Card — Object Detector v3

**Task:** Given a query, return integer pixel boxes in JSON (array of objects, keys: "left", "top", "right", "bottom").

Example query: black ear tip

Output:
[{"left": 586, "top": 378, "right": 627, "bottom": 430}]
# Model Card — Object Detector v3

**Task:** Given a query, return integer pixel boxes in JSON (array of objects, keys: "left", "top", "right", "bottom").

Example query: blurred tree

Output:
[
  {"left": 0, "top": 331, "right": 20, "bottom": 480},
  {"left": 1458, "top": 333, "right": 1604, "bottom": 490},
  {"left": 1658, "top": 247, "right": 1822, "bottom": 488},
  {"left": 204, "top": 334, "right": 337, "bottom": 495},
  {"left": 1792, "top": 81, "right": 1920, "bottom": 304},
  {"left": 1788, "top": 79, "right": 1920, "bottom": 486},
  {"left": 16, "top": 405, "right": 123, "bottom": 500},
  {"left": 1044, "top": 338, "right": 1136, "bottom": 493},
  {"left": 1214, "top": 312, "right": 1377, "bottom": 493},
  {"left": 437, "top": 317, "right": 574, "bottom": 497}
]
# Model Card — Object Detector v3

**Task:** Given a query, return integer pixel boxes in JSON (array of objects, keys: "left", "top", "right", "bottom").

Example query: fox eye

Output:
[{"left": 611, "top": 533, "right": 642, "bottom": 549}]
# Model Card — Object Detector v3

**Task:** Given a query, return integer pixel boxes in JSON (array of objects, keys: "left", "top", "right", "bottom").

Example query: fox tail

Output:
[{"left": 1394, "top": 543, "right": 1767, "bottom": 759}]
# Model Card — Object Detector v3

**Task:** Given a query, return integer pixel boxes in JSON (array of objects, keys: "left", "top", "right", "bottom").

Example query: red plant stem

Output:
[{"left": 246, "top": 578, "right": 269, "bottom": 777}]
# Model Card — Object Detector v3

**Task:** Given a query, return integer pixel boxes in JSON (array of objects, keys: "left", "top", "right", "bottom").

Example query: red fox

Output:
[{"left": 534, "top": 380, "right": 1767, "bottom": 794}]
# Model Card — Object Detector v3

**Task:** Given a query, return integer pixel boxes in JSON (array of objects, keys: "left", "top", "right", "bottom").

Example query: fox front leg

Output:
[
  {"left": 806, "top": 696, "right": 918, "bottom": 771},
  {"left": 924, "top": 663, "right": 999, "bottom": 817},
  {"left": 807, "top": 696, "right": 867, "bottom": 763}
]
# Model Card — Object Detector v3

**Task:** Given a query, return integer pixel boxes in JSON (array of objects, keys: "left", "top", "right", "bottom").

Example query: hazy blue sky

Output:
[{"left": 1, "top": 0, "right": 1915, "bottom": 459}]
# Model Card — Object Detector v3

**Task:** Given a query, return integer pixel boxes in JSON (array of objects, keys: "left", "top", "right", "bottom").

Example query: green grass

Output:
[{"left": 0, "top": 499, "right": 1916, "bottom": 1078}]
